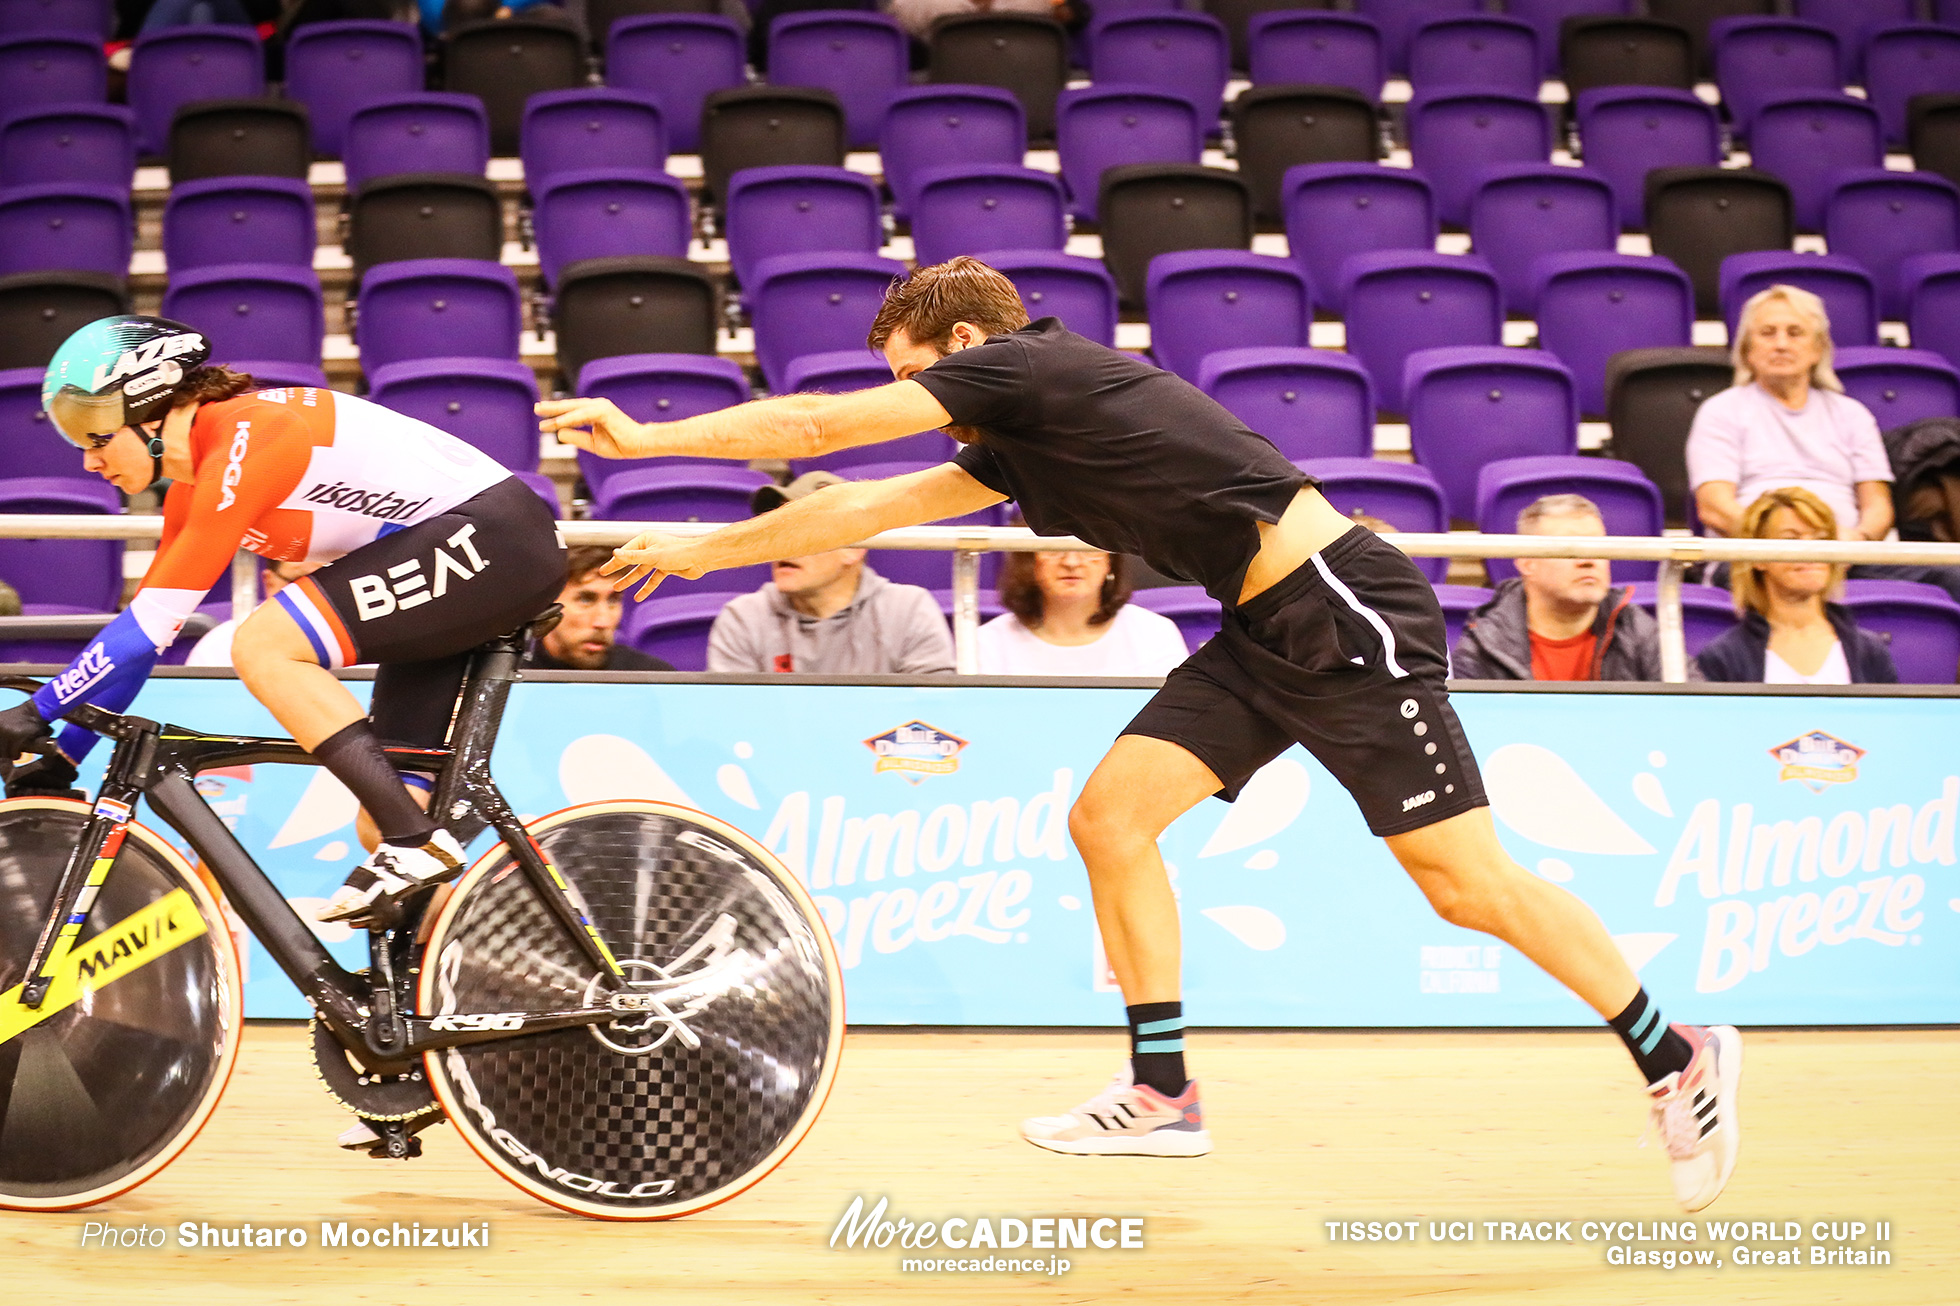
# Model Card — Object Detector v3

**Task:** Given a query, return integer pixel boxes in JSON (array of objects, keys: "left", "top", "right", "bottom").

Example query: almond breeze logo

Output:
[
  {"left": 1770, "top": 731, "right": 1866, "bottom": 792},
  {"left": 865, "top": 721, "right": 968, "bottom": 780}
]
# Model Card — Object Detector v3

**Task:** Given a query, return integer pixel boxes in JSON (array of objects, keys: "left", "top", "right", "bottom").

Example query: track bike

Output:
[{"left": 0, "top": 611, "right": 843, "bottom": 1219}]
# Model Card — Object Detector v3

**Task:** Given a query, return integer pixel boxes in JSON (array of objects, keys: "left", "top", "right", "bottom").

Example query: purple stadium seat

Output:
[
  {"left": 1355, "top": 0, "right": 1481, "bottom": 76},
  {"left": 0, "top": 36, "right": 106, "bottom": 126},
  {"left": 1793, "top": 0, "right": 1913, "bottom": 81},
  {"left": 982, "top": 250, "right": 1119, "bottom": 347},
  {"left": 780, "top": 353, "right": 955, "bottom": 472},
  {"left": 1838, "top": 577, "right": 1960, "bottom": 683},
  {"left": 724, "top": 166, "right": 882, "bottom": 290},
  {"left": 0, "top": 182, "right": 130, "bottom": 279},
  {"left": 1128, "top": 585, "right": 1222, "bottom": 652},
  {"left": 1402, "top": 346, "right": 1579, "bottom": 521},
  {"left": 1407, "top": 14, "right": 1538, "bottom": 95},
  {"left": 533, "top": 168, "right": 692, "bottom": 288},
  {"left": 513, "top": 470, "right": 562, "bottom": 518},
  {"left": 342, "top": 94, "right": 489, "bottom": 194},
  {"left": 1864, "top": 24, "right": 1960, "bottom": 147},
  {"left": 127, "top": 25, "right": 264, "bottom": 157},
  {"left": 909, "top": 165, "right": 1067, "bottom": 268},
  {"left": 767, "top": 11, "right": 908, "bottom": 148},
  {"left": 353, "top": 259, "right": 522, "bottom": 373},
  {"left": 1088, "top": 13, "right": 1231, "bottom": 131},
  {"left": 162, "top": 177, "right": 316, "bottom": 273},
  {"left": 1533, "top": 250, "right": 1694, "bottom": 418},
  {"left": 1749, "top": 92, "right": 1884, "bottom": 233},
  {"left": 1711, "top": 18, "right": 1842, "bottom": 137},
  {"left": 1281, "top": 163, "right": 1437, "bottom": 312},
  {"left": 620, "top": 592, "right": 732, "bottom": 670},
  {"left": 1903, "top": 253, "right": 1960, "bottom": 375},
  {"left": 1720, "top": 251, "right": 1879, "bottom": 348},
  {"left": 1196, "top": 347, "right": 1374, "bottom": 462},
  {"left": 604, "top": 15, "right": 746, "bottom": 156},
  {"left": 595, "top": 466, "right": 777, "bottom": 597},
  {"left": 1474, "top": 454, "right": 1664, "bottom": 583},
  {"left": 1055, "top": 84, "right": 1203, "bottom": 221},
  {"left": 0, "top": 366, "right": 86, "bottom": 480},
  {"left": 880, "top": 85, "right": 1027, "bottom": 221},
  {"left": 1247, "top": 12, "right": 1386, "bottom": 100},
  {"left": 1832, "top": 346, "right": 1960, "bottom": 429},
  {"left": 574, "top": 354, "right": 753, "bottom": 493},
  {"left": 367, "top": 358, "right": 542, "bottom": 471},
  {"left": 0, "top": 105, "right": 134, "bottom": 189},
  {"left": 1406, "top": 88, "right": 1551, "bottom": 228},
  {"left": 0, "top": 476, "right": 120, "bottom": 611},
  {"left": 1468, "top": 163, "right": 1617, "bottom": 316},
  {"left": 282, "top": 20, "right": 425, "bottom": 159},
  {"left": 161, "top": 263, "right": 325, "bottom": 368},
  {"left": 1626, "top": 581, "right": 1738, "bottom": 656},
  {"left": 1298, "top": 455, "right": 1450, "bottom": 581},
  {"left": 0, "top": 0, "right": 110, "bottom": 38},
  {"left": 1509, "top": 0, "right": 1627, "bottom": 74},
  {"left": 1824, "top": 169, "right": 1960, "bottom": 319},
  {"left": 1145, "top": 250, "right": 1311, "bottom": 384},
  {"left": 520, "top": 89, "right": 667, "bottom": 194},
  {"left": 747, "top": 252, "right": 909, "bottom": 392},
  {"left": 1339, "top": 250, "right": 1503, "bottom": 412},
  {"left": 1435, "top": 583, "right": 1494, "bottom": 654},
  {"left": 230, "top": 360, "right": 327, "bottom": 388},
  {"left": 1574, "top": 87, "right": 1722, "bottom": 230}
]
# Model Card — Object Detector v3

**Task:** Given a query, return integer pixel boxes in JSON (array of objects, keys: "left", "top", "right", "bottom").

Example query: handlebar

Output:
[{"left": 0, "top": 675, "right": 129, "bottom": 749}]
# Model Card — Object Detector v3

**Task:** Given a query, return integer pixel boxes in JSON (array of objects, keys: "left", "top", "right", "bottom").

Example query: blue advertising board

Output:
[{"left": 82, "top": 679, "right": 1960, "bottom": 1026}]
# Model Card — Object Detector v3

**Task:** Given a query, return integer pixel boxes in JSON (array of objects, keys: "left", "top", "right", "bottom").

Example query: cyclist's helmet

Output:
[{"left": 41, "top": 315, "right": 211, "bottom": 450}]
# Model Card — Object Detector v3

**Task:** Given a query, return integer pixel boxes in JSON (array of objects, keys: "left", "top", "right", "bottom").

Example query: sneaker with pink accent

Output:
[
  {"left": 1021, "top": 1068, "right": 1212, "bottom": 1157},
  {"left": 1645, "top": 1024, "right": 1742, "bottom": 1212}
]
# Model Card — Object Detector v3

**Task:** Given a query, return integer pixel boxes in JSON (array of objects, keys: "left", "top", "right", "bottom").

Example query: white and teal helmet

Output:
[{"left": 41, "top": 315, "right": 211, "bottom": 448}]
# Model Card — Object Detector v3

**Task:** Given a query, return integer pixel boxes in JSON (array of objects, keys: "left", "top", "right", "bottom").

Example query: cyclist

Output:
[{"left": 0, "top": 316, "right": 566, "bottom": 927}]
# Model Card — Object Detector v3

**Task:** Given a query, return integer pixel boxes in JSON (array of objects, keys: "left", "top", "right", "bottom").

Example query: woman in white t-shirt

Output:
[{"left": 976, "top": 547, "right": 1191, "bottom": 676}]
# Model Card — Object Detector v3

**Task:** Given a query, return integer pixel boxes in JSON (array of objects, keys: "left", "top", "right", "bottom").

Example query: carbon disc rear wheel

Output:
[
  {"left": 0, "top": 799, "right": 240, "bottom": 1210},
  {"left": 418, "top": 800, "right": 843, "bottom": 1219}
]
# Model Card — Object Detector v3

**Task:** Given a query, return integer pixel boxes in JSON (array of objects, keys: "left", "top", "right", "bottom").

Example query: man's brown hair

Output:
[
  {"left": 997, "top": 549, "right": 1133, "bottom": 629},
  {"left": 867, "top": 257, "right": 1031, "bottom": 353},
  {"left": 564, "top": 544, "right": 616, "bottom": 585}
]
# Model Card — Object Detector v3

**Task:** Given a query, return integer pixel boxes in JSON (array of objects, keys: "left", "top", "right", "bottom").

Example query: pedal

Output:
[{"left": 343, "top": 1114, "right": 440, "bottom": 1160}]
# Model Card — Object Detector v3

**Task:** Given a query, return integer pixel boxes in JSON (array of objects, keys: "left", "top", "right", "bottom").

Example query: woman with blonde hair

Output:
[{"left": 1696, "top": 486, "right": 1897, "bottom": 684}]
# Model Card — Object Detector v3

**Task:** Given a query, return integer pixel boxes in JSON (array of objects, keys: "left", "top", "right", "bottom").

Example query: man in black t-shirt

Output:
[{"left": 536, "top": 258, "right": 1742, "bottom": 1213}]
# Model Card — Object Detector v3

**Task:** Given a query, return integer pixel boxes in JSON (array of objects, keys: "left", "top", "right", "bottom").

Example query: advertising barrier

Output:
[{"left": 81, "top": 677, "right": 1960, "bottom": 1025}]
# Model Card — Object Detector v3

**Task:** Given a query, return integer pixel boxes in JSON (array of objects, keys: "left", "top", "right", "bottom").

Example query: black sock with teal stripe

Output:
[
  {"left": 1127, "top": 1001, "right": 1188, "bottom": 1097},
  {"left": 1609, "top": 988, "right": 1694, "bottom": 1084}
]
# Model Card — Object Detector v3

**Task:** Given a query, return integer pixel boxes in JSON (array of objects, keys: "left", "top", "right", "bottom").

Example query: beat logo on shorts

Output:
[{"left": 347, "top": 524, "right": 489, "bottom": 621}]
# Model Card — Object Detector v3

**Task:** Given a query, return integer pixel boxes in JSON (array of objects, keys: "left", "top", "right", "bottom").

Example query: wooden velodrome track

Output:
[{"left": 8, "top": 1025, "right": 1955, "bottom": 1304}]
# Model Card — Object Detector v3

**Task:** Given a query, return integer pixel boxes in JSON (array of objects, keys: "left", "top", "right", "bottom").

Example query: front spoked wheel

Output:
[
  {"left": 418, "top": 800, "right": 844, "bottom": 1219},
  {"left": 0, "top": 799, "right": 241, "bottom": 1210}
]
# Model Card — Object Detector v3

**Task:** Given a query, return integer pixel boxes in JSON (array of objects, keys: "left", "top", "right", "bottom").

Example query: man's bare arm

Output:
[
  {"left": 1695, "top": 481, "right": 1742, "bottom": 537},
  {"left": 537, "top": 379, "right": 955, "bottom": 463},
  {"left": 603, "top": 463, "right": 1009, "bottom": 598},
  {"left": 1850, "top": 479, "right": 1894, "bottom": 541}
]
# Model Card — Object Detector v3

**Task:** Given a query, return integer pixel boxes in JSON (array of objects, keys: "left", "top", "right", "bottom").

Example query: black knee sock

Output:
[
  {"left": 1126, "top": 1001, "right": 1188, "bottom": 1097},
  {"left": 313, "top": 720, "right": 438, "bottom": 847},
  {"left": 1609, "top": 988, "right": 1694, "bottom": 1084}
]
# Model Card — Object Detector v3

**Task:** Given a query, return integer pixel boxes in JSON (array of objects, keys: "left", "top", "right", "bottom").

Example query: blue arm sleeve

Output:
[{"left": 30, "top": 608, "right": 161, "bottom": 764}]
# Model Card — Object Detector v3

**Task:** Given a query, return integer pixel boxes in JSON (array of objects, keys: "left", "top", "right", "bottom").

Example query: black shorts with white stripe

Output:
[{"left": 1121, "top": 524, "right": 1488, "bottom": 838}]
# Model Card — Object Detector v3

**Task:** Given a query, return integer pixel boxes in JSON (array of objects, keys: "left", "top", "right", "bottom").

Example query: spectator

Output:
[
  {"left": 706, "top": 471, "right": 955, "bottom": 674},
  {"left": 1451, "top": 494, "right": 1668, "bottom": 681},
  {"left": 1688, "top": 283, "right": 1960, "bottom": 602},
  {"left": 888, "top": 0, "right": 1084, "bottom": 41},
  {"left": 977, "top": 546, "right": 1188, "bottom": 675},
  {"left": 186, "top": 559, "right": 321, "bottom": 667},
  {"left": 1698, "top": 487, "right": 1897, "bottom": 684},
  {"left": 0, "top": 580, "right": 19, "bottom": 618},
  {"left": 525, "top": 544, "right": 675, "bottom": 672}
]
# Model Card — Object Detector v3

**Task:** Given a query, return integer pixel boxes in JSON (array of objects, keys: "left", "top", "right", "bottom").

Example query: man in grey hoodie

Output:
[
  {"left": 706, "top": 471, "right": 956, "bottom": 674},
  {"left": 1452, "top": 494, "right": 1667, "bottom": 682}
]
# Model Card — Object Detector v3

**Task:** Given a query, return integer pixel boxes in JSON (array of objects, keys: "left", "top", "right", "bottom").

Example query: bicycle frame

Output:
[{"left": 6, "top": 627, "right": 642, "bottom": 1075}]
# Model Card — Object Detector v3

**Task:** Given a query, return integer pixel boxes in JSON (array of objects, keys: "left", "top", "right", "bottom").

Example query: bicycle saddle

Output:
[{"left": 525, "top": 603, "right": 564, "bottom": 640}]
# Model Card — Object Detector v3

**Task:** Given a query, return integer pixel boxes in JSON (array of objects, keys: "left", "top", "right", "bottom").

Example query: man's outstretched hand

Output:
[
  {"left": 535, "top": 397, "right": 645, "bottom": 460},
  {"left": 602, "top": 532, "right": 711, "bottom": 601}
]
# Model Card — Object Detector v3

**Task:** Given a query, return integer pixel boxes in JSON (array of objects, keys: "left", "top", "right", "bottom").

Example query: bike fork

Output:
[{"left": 17, "top": 787, "right": 141, "bottom": 1010}]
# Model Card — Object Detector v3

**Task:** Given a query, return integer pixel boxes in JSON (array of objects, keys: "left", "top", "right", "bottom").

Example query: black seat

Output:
[
  {"left": 586, "top": 0, "right": 716, "bottom": 51},
  {"left": 1097, "top": 164, "right": 1252, "bottom": 309},
  {"left": 442, "top": 15, "right": 589, "bottom": 156},
  {"left": 1559, "top": 17, "right": 1695, "bottom": 100},
  {"left": 167, "top": 99, "right": 312, "bottom": 182},
  {"left": 1643, "top": 0, "right": 1774, "bottom": 78},
  {"left": 1645, "top": 166, "right": 1793, "bottom": 318},
  {"left": 927, "top": 13, "right": 1069, "bottom": 143},
  {"left": 1606, "top": 346, "right": 1733, "bottom": 526},
  {"left": 0, "top": 272, "right": 129, "bottom": 370},
  {"left": 698, "top": 86, "right": 845, "bottom": 205},
  {"left": 346, "top": 173, "right": 504, "bottom": 277},
  {"left": 1910, "top": 94, "right": 1960, "bottom": 192},
  {"left": 551, "top": 255, "right": 719, "bottom": 387},
  {"left": 1229, "top": 84, "right": 1379, "bottom": 228},
  {"left": 1205, "top": 0, "right": 1321, "bottom": 74}
]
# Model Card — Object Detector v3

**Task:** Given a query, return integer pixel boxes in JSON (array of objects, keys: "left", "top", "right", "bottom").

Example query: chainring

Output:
[{"left": 309, "top": 1019, "right": 439, "bottom": 1122}]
